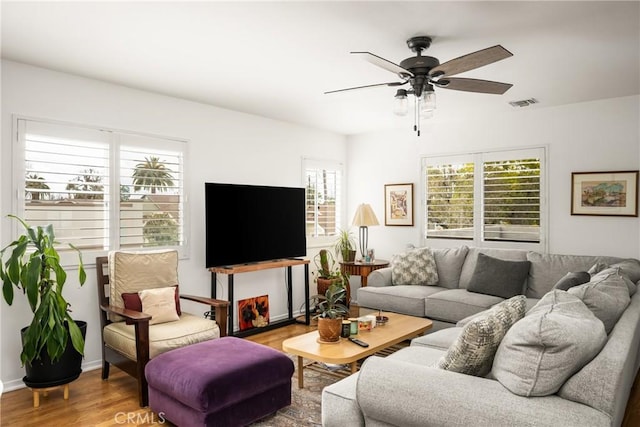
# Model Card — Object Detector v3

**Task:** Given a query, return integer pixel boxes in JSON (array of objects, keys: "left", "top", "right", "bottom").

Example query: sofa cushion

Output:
[
  {"left": 552, "top": 271, "right": 591, "bottom": 291},
  {"left": 568, "top": 272, "right": 630, "bottom": 334},
  {"left": 357, "top": 285, "right": 445, "bottom": 317},
  {"left": 432, "top": 246, "right": 469, "bottom": 289},
  {"left": 492, "top": 290, "right": 607, "bottom": 397},
  {"left": 425, "top": 289, "right": 504, "bottom": 323},
  {"left": 435, "top": 295, "right": 526, "bottom": 377},
  {"left": 526, "top": 252, "right": 602, "bottom": 298},
  {"left": 390, "top": 247, "right": 439, "bottom": 286},
  {"left": 466, "top": 253, "right": 530, "bottom": 299},
  {"left": 411, "top": 327, "right": 462, "bottom": 350},
  {"left": 459, "top": 248, "right": 528, "bottom": 290}
]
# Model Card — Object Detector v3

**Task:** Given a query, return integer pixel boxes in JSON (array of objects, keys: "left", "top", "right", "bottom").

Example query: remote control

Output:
[{"left": 348, "top": 337, "right": 369, "bottom": 347}]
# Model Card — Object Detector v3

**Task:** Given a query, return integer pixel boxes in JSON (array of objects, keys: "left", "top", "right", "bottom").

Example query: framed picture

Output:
[
  {"left": 238, "top": 295, "right": 270, "bottom": 331},
  {"left": 571, "top": 170, "right": 639, "bottom": 217},
  {"left": 384, "top": 183, "right": 414, "bottom": 226}
]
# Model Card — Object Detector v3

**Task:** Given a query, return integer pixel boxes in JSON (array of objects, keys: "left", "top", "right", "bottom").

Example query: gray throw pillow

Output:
[
  {"left": 568, "top": 272, "right": 631, "bottom": 334},
  {"left": 435, "top": 295, "right": 526, "bottom": 377},
  {"left": 492, "top": 290, "right": 607, "bottom": 397},
  {"left": 592, "top": 266, "right": 637, "bottom": 296},
  {"left": 467, "top": 253, "right": 530, "bottom": 299},
  {"left": 552, "top": 271, "right": 591, "bottom": 291},
  {"left": 390, "top": 247, "right": 439, "bottom": 286}
]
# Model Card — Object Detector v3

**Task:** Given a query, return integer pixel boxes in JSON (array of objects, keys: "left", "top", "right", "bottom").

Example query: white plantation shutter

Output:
[
  {"left": 425, "top": 158, "right": 475, "bottom": 239},
  {"left": 15, "top": 118, "right": 187, "bottom": 258},
  {"left": 303, "top": 159, "right": 343, "bottom": 238},
  {"left": 118, "top": 134, "right": 185, "bottom": 249},
  {"left": 19, "top": 120, "right": 110, "bottom": 250},
  {"left": 424, "top": 147, "right": 545, "bottom": 249},
  {"left": 483, "top": 157, "right": 541, "bottom": 243}
]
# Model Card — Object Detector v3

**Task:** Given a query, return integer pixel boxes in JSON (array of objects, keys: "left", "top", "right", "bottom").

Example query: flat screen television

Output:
[{"left": 205, "top": 182, "right": 307, "bottom": 268}]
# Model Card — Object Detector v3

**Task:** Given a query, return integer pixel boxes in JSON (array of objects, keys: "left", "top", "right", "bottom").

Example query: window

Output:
[
  {"left": 303, "top": 159, "right": 343, "bottom": 239},
  {"left": 16, "top": 118, "right": 187, "bottom": 258},
  {"left": 424, "top": 148, "right": 545, "bottom": 248}
]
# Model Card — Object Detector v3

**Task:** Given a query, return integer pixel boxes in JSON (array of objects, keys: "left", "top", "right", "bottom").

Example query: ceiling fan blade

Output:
[
  {"left": 324, "top": 81, "right": 406, "bottom": 94},
  {"left": 351, "top": 52, "right": 414, "bottom": 77},
  {"left": 429, "top": 45, "right": 513, "bottom": 78},
  {"left": 435, "top": 77, "right": 513, "bottom": 95}
]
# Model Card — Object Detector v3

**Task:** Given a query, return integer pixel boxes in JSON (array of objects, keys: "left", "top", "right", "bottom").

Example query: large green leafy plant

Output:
[{"left": 0, "top": 215, "right": 86, "bottom": 365}]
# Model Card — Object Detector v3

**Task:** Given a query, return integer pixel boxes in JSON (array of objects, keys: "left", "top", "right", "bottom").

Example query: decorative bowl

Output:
[{"left": 375, "top": 315, "right": 389, "bottom": 326}]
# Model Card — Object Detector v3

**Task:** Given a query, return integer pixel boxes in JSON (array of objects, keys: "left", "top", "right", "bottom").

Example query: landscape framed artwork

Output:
[
  {"left": 384, "top": 183, "right": 414, "bottom": 226},
  {"left": 571, "top": 170, "right": 639, "bottom": 217}
]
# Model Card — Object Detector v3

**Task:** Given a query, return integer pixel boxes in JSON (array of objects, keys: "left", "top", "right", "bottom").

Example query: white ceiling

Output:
[{"left": 2, "top": 1, "right": 639, "bottom": 135}]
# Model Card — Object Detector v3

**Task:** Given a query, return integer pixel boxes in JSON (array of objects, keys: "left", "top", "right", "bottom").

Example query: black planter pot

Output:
[{"left": 21, "top": 321, "right": 87, "bottom": 388}]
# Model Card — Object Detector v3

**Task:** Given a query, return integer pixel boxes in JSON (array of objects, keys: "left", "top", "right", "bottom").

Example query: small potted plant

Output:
[
  {"left": 314, "top": 283, "right": 349, "bottom": 343},
  {"left": 0, "top": 215, "right": 87, "bottom": 388},
  {"left": 334, "top": 228, "right": 356, "bottom": 262},
  {"left": 314, "top": 249, "right": 351, "bottom": 304}
]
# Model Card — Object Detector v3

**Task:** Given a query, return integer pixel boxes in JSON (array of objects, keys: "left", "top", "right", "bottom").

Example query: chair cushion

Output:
[
  {"left": 103, "top": 313, "right": 220, "bottom": 359},
  {"left": 466, "top": 253, "right": 530, "bottom": 299},
  {"left": 390, "top": 247, "right": 438, "bottom": 286},
  {"left": 492, "top": 290, "right": 607, "bottom": 397},
  {"left": 435, "top": 295, "right": 526, "bottom": 377},
  {"left": 122, "top": 285, "right": 181, "bottom": 325},
  {"left": 108, "top": 249, "right": 179, "bottom": 322}
]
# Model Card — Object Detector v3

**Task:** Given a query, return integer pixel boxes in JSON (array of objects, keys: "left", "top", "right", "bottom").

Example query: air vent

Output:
[{"left": 509, "top": 98, "right": 539, "bottom": 108}]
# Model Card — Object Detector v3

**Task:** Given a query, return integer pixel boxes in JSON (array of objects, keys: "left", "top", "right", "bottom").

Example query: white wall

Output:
[
  {"left": 347, "top": 95, "right": 640, "bottom": 261},
  {"left": 0, "top": 60, "right": 347, "bottom": 389}
]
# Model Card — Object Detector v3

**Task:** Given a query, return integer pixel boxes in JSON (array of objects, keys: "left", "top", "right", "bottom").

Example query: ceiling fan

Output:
[{"left": 325, "top": 36, "right": 514, "bottom": 135}]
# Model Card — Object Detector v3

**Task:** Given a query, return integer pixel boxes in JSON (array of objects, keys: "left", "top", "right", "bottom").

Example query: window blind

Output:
[{"left": 304, "top": 160, "right": 342, "bottom": 238}]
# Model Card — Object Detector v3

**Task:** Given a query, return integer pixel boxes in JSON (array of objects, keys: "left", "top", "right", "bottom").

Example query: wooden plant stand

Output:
[{"left": 31, "top": 383, "right": 69, "bottom": 408}]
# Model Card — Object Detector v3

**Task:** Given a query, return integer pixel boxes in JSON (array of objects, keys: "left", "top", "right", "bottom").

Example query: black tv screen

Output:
[{"left": 205, "top": 182, "right": 307, "bottom": 268}]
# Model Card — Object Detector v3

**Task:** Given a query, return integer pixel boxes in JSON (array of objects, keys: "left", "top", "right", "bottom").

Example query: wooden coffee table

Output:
[{"left": 282, "top": 312, "right": 432, "bottom": 388}]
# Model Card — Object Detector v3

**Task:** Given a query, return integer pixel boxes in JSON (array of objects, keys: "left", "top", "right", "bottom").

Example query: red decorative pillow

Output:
[{"left": 121, "top": 285, "right": 181, "bottom": 324}]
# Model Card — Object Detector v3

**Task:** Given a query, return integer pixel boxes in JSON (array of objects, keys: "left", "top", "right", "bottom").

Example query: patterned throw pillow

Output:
[
  {"left": 390, "top": 247, "right": 438, "bottom": 286},
  {"left": 435, "top": 295, "right": 526, "bottom": 377}
]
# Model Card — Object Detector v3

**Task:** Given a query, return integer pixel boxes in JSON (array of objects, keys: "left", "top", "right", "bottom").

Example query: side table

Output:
[{"left": 340, "top": 260, "right": 389, "bottom": 287}]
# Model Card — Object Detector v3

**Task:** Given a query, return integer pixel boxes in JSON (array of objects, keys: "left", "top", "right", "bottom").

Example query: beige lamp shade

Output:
[{"left": 352, "top": 203, "right": 380, "bottom": 227}]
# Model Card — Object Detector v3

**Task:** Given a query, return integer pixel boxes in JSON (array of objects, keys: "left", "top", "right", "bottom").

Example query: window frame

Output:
[
  {"left": 302, "top": 157, "right": 345, "bottom": 248},
  {"left": 12, "top": 115, "right": 190, "bottom": 266},
  {"left": 421, "top": 146, "right": 547, "bottom": 252}
]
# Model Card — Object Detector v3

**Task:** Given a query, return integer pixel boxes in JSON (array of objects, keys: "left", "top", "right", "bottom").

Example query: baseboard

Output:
[{"left": 2, "top": 359, "right": 102, "bottom": 392}]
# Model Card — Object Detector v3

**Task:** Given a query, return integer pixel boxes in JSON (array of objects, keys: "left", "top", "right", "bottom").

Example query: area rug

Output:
[{"left": 251, "top": 344, "right": 407, "bottom": 426}]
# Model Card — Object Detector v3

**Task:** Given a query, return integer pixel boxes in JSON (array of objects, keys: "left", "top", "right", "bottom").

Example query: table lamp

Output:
[{"left": 352, "top": 203, "right": 379, "bottom": 260}]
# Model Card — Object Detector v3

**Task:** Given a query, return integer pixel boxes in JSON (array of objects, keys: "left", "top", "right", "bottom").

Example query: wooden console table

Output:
[
  {"left": 209, "top": 259, "right": 310, "bottom": 337},
  {"left": 340, "top": 260, "right": 389, "bottom": 287}
]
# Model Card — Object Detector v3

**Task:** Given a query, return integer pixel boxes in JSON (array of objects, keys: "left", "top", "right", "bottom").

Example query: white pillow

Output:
[{"left": 139, "top": 286, "right": 180, "bottom": 325}]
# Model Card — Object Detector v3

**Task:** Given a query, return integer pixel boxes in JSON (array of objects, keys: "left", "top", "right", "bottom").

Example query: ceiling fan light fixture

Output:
[
  {"left": 393, "top": 89, "right": 409, "bottom": 116},
  {"left": 420, "top": 84, "right": 436, "bottom": 115}
]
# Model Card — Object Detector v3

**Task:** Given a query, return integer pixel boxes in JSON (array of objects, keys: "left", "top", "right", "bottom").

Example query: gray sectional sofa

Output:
[
  {"left": 357, "top": 246, "right": 631, "bottom": 331},
  {"left": 322, "top": 247, "right": 640, "bottom": 427}
]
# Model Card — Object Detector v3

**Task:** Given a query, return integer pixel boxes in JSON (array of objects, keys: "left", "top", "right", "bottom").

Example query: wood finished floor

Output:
[{"left": 1, "top": 322, "right": 639, "bottom": 426}]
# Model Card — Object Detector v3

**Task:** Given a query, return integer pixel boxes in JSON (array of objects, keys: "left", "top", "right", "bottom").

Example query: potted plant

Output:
[
  {"left": 334, "top": 228, "right": 356, "bottom": 262},
  {"left": 314, "top": 283, "right": 349, "bottom": 343},
  {"left": 314, "top": 249, "right": 351, "bottom": 304},
  {"left": 0, "top": 215, "right": 87, "bottom": 388}
]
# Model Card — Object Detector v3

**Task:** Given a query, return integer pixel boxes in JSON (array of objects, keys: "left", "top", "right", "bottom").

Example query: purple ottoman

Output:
[{"left": 145, "top": 336, "right": 294, "bottom": 427}]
